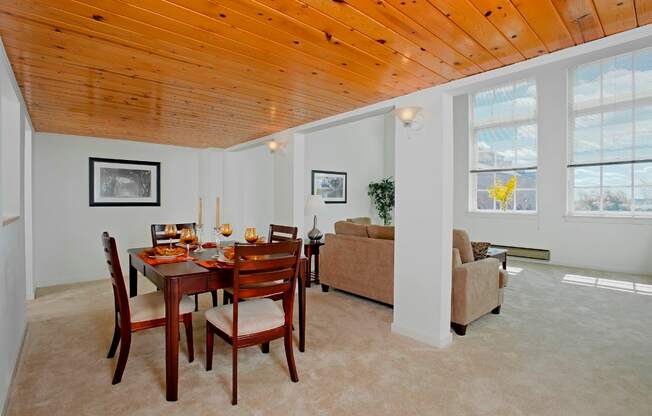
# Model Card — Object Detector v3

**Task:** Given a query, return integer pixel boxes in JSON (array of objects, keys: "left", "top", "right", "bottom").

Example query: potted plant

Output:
[{"left": 368, "top": 177, "right": 395, "bottom": 225}]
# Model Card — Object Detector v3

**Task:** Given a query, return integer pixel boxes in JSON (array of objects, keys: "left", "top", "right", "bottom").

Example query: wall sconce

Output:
[
  {"left": 267, "top": 139, "right": 280, "bottom": 153},
  {"left": 396, "top": 106, "right": 423, "bottom": 131}
]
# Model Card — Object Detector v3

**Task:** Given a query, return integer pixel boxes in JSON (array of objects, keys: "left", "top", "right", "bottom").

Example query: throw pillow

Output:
[{"left": 471, "top": 241, "right": 490, "bottom": 260}]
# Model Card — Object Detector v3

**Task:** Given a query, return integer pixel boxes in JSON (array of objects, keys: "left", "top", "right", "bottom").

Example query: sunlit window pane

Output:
[
  {"left": 602, "top": 164, "right": 631, "bottom": 187},
  {"left": 635, "top": 105, "right": 652, "bottom": 159},
  {"left": 634, "top": 187, "right": 652, "bottom": 211},
  {"left": 572, "top": 113, "right": 601, "bottom": 163},
  {"left": 602, "top": 55, "right": 633, "bottom": 105},
  {"left": 634, "top": 50, "right": 652, "bottom": 99},
  {"left": 603, "top": 187, "right": 631, "bottom": 211},
  {"left": 574, "top": 166, "right": 600, "bottom": 187},
  {"left": 634, "top": 163, "right": 652, "bottom": 186},
  {"left": 574, "top": 188, "right": 601, "bottom": 211},
  {"left": 573, "top": 62, "right": 600, "bottom": 109},
  {"left": 602, "top": 109, "right": 633, "bottom": 161}
]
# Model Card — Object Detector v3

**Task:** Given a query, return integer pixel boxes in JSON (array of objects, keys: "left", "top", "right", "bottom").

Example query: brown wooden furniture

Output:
[
  {"left": 487, "top": 247, "right": 508, "bottom": 270},
  {"left": 127, "top": 245, "right": 307, "bottom": 401},
  {"left": 222, "top": 224, "right": 298, "bottom": 304},
  {"left": 268, "top": 223, "right": 298, "bottom": 242},
  {"left": 205, "top": 241, "right": 302, "bottom": 405},
  {"left": 303, "top": 240, "right": 324, "bottom": 288},
  {"left": 150, "top": 222, "right": 218, "bottom": 310},
  {"left": 102, "top": 232, "right": 195, "bottom": 385}
]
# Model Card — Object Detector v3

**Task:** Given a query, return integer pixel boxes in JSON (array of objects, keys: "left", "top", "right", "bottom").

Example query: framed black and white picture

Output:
[
  {"left": 311, "top": 170, "right": 347, "bottom": 204},
  {"left": 89, "top": 157, "right": 161, "bottom": 207}
]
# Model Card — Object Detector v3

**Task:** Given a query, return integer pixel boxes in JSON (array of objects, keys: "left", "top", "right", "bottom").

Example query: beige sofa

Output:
[
  {"left": 320, "top": 221, "right": 394, "bottom": 304},
  {"left": 451, "top": 229, "right": 508, "bottom": 335}
]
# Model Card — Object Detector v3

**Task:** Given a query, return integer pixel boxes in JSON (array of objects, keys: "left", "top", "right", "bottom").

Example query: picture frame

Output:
[
  {"left": 311, "top": 170, "right": 347, "bottom": 204},
  {"left": 89, "top": 157, "right": 161, "bottom": 207}
]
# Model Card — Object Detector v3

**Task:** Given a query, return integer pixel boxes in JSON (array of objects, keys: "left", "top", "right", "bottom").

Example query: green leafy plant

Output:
[{"left": 368, "top": 177, "right": 395, "bottom": 225}]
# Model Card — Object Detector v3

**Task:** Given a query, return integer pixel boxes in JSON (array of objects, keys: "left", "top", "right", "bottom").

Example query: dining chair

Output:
[
  {"left": 205, "top": 240, "right": 302, "bottom": 405},
  {"left": 268, "top": 224, "right": 299, "bottom": 242},
  {"left": 222, "top": 224, "right": 298, "bottom": 305},
  {"left": 150, "top": 223, "right": 218, "bottom": 310},
  {"left": 102, "top": 232, "right": 195, "bottom": 385}
]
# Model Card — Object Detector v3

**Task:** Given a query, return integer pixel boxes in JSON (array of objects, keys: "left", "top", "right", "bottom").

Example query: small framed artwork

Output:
[
  {"left": 89, "top": 157, "right": 161, "bottom": 207},
  {"left": 311, "top": 170, "right": 347, "bottom": 204}
]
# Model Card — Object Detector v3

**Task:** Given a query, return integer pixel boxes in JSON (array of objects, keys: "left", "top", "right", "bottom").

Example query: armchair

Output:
[{"left": 451, "top": 229, "right": 507, "bottom": 336}]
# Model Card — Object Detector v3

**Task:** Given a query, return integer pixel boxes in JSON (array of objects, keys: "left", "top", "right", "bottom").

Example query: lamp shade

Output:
[
  {"left": 396, "top": 106, "right": 422, "bottom": 125},
  {"left": 305, "top": 194, "right": 325, "bottom": 213}
]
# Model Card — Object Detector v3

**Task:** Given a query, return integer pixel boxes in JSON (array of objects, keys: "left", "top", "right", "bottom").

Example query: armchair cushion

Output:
[
  {"left": 451, "top": 257, "right": 501, "bottom": 325},
  {"left": 452, "top": 229, "right": 474, "bottom": 264}
]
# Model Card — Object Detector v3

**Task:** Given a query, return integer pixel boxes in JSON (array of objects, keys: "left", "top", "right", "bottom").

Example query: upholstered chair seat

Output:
[
  {"left": 205, "top": 298, "right": 284, "bottom": 337},
  {"left": 129, "top": 292, "right": 195, "bottom": 323}
]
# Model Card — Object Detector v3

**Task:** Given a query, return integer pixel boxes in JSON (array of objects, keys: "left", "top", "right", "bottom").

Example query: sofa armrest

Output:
[{"left": 451, "top": 258, "right": 501, "bottom": 325}]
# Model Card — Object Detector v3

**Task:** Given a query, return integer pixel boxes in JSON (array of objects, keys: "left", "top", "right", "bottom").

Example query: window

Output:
[
  {"left": 469, "top": 79, "right": 538, "bottom": 212},
  {"left": 568, "top": 48, "right": 652, "bottom": 216}
]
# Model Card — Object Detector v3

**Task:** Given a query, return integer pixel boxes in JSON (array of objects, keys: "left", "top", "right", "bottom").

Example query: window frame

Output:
[
  {"left": 468, "top": 78, "right": 539, "bottom": 214},
  {"left": 567, "top": 47, "right": 652, "bottom": 218}
]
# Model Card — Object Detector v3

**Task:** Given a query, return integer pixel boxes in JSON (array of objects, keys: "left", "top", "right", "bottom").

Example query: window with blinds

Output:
[
  {"left": 568, "top": 48, "right": 652, "bottom": 215},
  {"left": 469, "top": 79, "right": 538, "bottom": 212}
]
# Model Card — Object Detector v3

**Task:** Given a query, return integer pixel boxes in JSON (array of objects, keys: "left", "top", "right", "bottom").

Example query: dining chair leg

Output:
[
  {"left": 183, "top": 314, "right": 194, "bottom": 363},
  {"left": 205, "top": 325, "right": 214, "bottom": 371},
  {"left": 284, "top": 328, "right": 299, "bottom": 383},
  {"left": 261, "top": 342, "right": 270, "bottom": 354},
  {"left": 211, "top": 290, "right": 218, "bottom": 307},
  {"left": 107, "top": 323, "right": 121, "bottom": 359},
  {"left": 112, "top": 331, "right": 131, "bottom": 385},
  {"left": 232, "top": 347, "right": 238, "bottom": 405},
  {"left": 222, "top": 291, "right": 231, "bottom": 305},
  {"left": 194, "top": 294, "right": 199, "bottom": 311}
]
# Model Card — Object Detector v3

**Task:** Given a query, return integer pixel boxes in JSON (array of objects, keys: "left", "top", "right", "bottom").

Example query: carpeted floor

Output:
[{"left": 6, "top": 261, "right": 652, "bottom": 415}]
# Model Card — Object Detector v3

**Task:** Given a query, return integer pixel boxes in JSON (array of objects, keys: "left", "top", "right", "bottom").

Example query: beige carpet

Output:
[{"left": 6, "top": 261, "right": 652, "bottom": 416}]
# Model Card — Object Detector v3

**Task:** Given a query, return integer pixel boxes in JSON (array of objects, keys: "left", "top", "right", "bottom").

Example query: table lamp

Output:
[{"left": 305, "top": 195, "right": 325, "bottom": 242}]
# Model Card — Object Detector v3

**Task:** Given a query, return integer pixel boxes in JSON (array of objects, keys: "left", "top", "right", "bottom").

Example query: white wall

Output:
[
  {"left": 222, "top": 144, "right": 276, "bottom": 240},
  {"left": 453, "top": 35, "right": 652, "bottom": 275},
  {"left": 0, "top": 38, "right": 27, "bottom": 414},
  {"left": 303, "top": 113, "right": 392, "bottom": 233},
  {"left": 33, "top": 133, "right": 201, "bottom": 286}
]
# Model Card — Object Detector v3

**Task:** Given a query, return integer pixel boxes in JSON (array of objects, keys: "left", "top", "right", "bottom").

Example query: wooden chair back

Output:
[
  {"left": 101, "top": 232, "right": 131, "bottom": 328},
  {"left": 231, "top": 240, "right": 302, "bottom": 337},
  {"left": 151, "top": 223, "right": 196, "bottom": 247},
  {"left": 268, "top": 224, "right": 298, "bottom": 242}
]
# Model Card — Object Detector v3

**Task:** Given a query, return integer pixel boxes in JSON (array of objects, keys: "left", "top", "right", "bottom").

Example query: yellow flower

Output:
[{"left": 488, "top": 175, "right": 517, "bottom": 210}]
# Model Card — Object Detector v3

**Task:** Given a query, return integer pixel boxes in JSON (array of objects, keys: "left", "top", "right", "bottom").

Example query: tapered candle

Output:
[
  {"left": 198, "top": 197, "right": 203, "bottom": 228},
  {"left": 215, "top": 196, "right": 221, "bottom": 228}
]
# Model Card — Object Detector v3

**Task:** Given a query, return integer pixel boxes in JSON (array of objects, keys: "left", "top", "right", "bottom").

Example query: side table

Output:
[
  {"left": 487, "top": 247, "right": 507, "bottom": 270},
  {"left": 304, "top": 240, "right": 324, "bottom": 288}
]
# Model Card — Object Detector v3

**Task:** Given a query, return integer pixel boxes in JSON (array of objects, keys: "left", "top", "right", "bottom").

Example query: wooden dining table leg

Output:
[
  {"left": 129, "top": 255, "right": 137, "bottom": 297},
  {"left": 165, "top": 278, "right": 180, "bottom": 401},
  {"left": 299, "top": 261, "right": 306, "bottom": 353}
]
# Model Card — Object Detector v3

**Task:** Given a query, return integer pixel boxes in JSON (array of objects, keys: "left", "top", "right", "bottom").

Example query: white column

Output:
[{"left": 392, "top": 90, "right": 454, "bottom": 348}]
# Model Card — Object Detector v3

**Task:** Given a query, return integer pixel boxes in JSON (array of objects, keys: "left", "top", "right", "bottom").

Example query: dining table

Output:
[{"left": 127, "top": 246, "right": 307, "bottom": 402}]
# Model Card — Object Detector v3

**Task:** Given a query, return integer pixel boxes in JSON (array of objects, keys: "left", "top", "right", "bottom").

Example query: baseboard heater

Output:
[{"left": 491, "top": 245, "right": 550, "bottom": 261}]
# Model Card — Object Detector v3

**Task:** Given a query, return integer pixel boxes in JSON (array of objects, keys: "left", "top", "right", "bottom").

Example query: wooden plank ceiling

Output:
[{"left": 0, "top": 0, "right": 650, "bottom": 148}]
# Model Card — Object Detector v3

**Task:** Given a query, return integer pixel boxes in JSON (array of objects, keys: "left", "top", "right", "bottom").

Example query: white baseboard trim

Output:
[
  {"left": 391, "top": 322, "right": 452, "bottom": 348},
  {"left": 1, "top": 324, "right": 28, "bottom": 416}
]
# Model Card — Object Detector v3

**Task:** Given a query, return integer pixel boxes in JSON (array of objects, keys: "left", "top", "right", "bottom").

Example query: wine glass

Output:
[
  {"left": 179, "top": 227, "right": 196, "bottom": 258},
  {"left": 220, "top": 223, "right": 233, "bottom": 239},
  {"left": 194, "top": 225, "right": 205, "bottom": 253},
  {"left": 163, "top": 224, "right": 177, "bottom": 249},
  {"left": 245, "top": 227, "right": 258, "bottom": 244}
]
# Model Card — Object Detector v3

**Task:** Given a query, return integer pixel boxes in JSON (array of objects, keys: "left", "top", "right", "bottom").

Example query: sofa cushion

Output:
[
  {"left": 346, "top": 217, "right": 372, "bottom": 225},
  {"left": 367, "top": 225, "right": 394, "bottom": 240},
  {"left": 334, "top": 221, "right": 368, "bottom": 237},
  {"left": 453, "top": 229, "right": 474, "bottom": 264}
]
